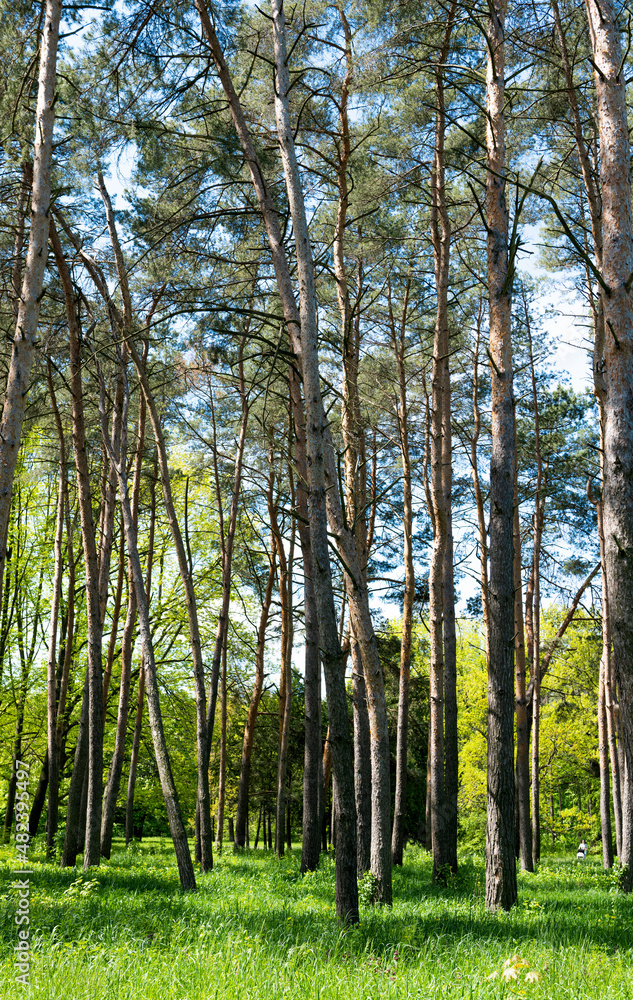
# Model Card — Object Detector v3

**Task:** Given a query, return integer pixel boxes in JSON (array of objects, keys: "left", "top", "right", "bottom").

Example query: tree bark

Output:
[
  {"left": 485, "top": 0, "right": 517, "bottom": 912},
  {"left": 270, "top": 471, "right": 294, "bottom": 859},
  {"left": 44, "top": 359, "right": 69, "bottom": 858},
  {"left": 584, "top": 0, "right": 633, "bottom": 891},
  {"left": 388, "top": 280, "right": 416, "bottom": 869},
  {"left": 513, "top": 460, "right": 532, "bottom": 870},
  {"left": 0, "top": 0, "right": 62, "bottom": 605},
  {"left": 351, "top": 638, "right": 371, "bottom": 873},
  {"left": 100, "top": 384, "right": 147, "bottom": 859}
]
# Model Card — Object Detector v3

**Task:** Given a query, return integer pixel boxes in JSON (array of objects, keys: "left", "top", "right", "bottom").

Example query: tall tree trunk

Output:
[
  {"left": 389, "top": 280, "right": 416, "bottom": 868},
  {"left": 195, "top": 0, "right": 359, "bottom": 919},
  {"left": 44, "top": 359, "right": 69, "bottom": 858},
  {"left": 351, "top": 639, "right": 371, "bottom": 874},
  {"left": 50, "top": 220, "right": 104, "bottom": 871},
  {"left": 100, "top": 389, "right": 146, "bottom": 858},
  {"left": 216, "top": 640, "right": 228, "bottom": 848},
  {"left": 62, "top": 668, "right": 90, "bottom": 867},
  {"left": 485, "top": 0, "right": 517, "bottom": 911},
  {"left": 427, "top": 9, "right": 456, "bottom": 882},
  {"left": 598, "top": 651, "right": 615, "bottom": 867},
  {"left": 0, "top": 0, "right": 62, "bottom": 604},
  {"left": 271, "top": 476, "right": 294, "bottom": 859},
  {"left": 330, "top": 2, "right": 392, "bottom": 898},
  {"left": 513, "top": 461, "right": 532, "bottom": 871},
  {"left": 206, "top": 342, "right": 249, "bottom": 851},
  {"left": 300, "top": 549, "right": 322, "bottom": 873},
  {"left": 125, "top": 453, "right": 156, "bottom": 847},
  {"left": 470, "top": 306, "right": 491, "bottom": 648},
  {"left": 585, "top": 0, "right": 633, "bottom": 891},
  {"left": 531, "top": 535, "right": 542, "bottom": 868}
]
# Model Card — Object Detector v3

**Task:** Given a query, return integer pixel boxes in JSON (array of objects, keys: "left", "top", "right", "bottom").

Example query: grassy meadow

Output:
[{"left": 0, "top": 840, "right": 631, "bottom": 999}]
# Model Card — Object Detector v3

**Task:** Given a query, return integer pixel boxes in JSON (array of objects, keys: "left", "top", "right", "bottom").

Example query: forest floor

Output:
[{"left": 0, "top": 839, "right": 630, "bottom": 999}]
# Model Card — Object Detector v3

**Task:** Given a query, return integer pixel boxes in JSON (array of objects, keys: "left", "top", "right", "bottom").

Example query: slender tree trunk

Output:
[
  {"left": 388, "top": 281, "right": 416, "bottom": 868},
  {"left": 330, "top": 2, "right": 392, "bottom": 899},
  {"left": 272, "top": 481, "right": 294, "bottom": 859},
  {"left": 470, "top": 307, "right": 491, "bottom": 648},
  {"left": 102, "top": 533, "right": 125, "bottom": 716},
  {"left": 485, "top": 0, "right": 517, "bottom": 911},
  {"left": 50, "top": 220, "right": 104, "bottom": 871},
  {"left": 44, "top": 359, "right": 69, "bottom": 858},
  {"left": 125, "top": 454, "right": 156, "bottom": 847},
  {"left": 531, "top": 545, "right": 542, "bottom": 868},
  {"left": 216, "top": 641, "right": 228, "bottom": 849},
  {"left": 0, "top": 0, "right": 62, "bottom": 604},
  {"left": 300, "top": 552, "right": 322, "bottom": 873},
  {"left": 585, "top": 0, "right": 633, "bottom": 891},
  {"left": 234, "top": 541, "right": 276, "bottom": 849},
  {"left": 100, "top": 389, "right": 147, "bottom": 858},
  {"left": 426, "top": 9, "right": 456, "bottom": 882},
  {"left": 514, "top": 467, "right": 532, "bottom": 870},
  {"left": 599, "top": 651, "right": 615, "bottom": 867},
  {"left": 62, "top": 669, "right": 90, "bottom": 867},
  {"left": 351, "top": 639, "right": 371, "bottom": 873},
  {"left": 205, "top": 344, "right": 249, "bottom": 849}
]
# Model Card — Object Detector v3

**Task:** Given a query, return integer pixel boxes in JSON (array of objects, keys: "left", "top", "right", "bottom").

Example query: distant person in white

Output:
[{"left": 576, "top": 839, "right": 587, "bottom": 860}]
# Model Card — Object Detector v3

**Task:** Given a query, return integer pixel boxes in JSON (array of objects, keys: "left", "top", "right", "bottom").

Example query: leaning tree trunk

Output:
[
  {"left": 100, "top": 393, "right": 146, "bottom": 859},
  {"left": 0, "top": 0, "right": 62, "bottom": 607},
  {"left": 95, "top": 365, "right": 196, "bottom": 892},
  {"left": 484, "top": 0, "right": 517, "bottom": 912}
]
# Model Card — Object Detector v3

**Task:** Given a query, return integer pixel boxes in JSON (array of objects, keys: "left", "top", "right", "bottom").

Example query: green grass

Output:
[{"left": 0, "top": 840, "right": 631, "bottom": 998}]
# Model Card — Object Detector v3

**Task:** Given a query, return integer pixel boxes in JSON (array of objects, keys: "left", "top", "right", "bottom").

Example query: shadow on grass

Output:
[{"left": 0, "top": 845, "right": 628, "bottom": 961}]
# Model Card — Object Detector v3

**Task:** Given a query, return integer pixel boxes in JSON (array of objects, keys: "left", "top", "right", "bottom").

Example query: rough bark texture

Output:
[
  {"left": 485, "top": 0, "right": 517, "bottom": 911},
  {"left": 61, "top": 669, "right": 90, "bottom": 867},
  {"left": 351, "top": 639, "right": 372, "bottom": 874},
  {"left": 598, "top": 652, "right": 615, "bottom": 867},
  {"left": 0, "top": 0, "right": 62, "bottom": 605},
  {"left": 513, "top": 473, "right": 532, "bottom": 871}
]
